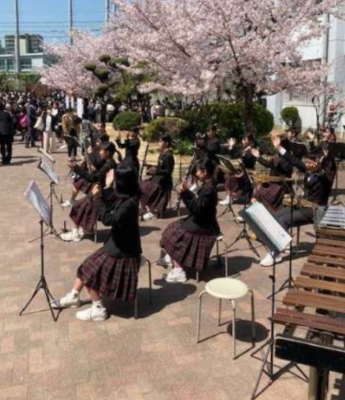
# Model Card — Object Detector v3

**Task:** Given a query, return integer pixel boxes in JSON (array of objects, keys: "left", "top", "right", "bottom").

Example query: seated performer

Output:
[
  {"left": 52, "top": 166, "right": 142, "bottom": 322},
  {"left": 159, "top": 159, "right": 220, "bottom": 282},
  {"left": 140, "top": 134, "right": 175, "bottom": 221},
  {"left": 60, "top": 142, "right": 117, "bottom": 242},
  {"left": 219, "top": 134, "right": 256, "bottom": 206},
  {"left": 251, "top": 135, "right": 293, "bottom": 211},
  {"left": 116, "top": 126, "right": 141, "bottom": 173},
  {"left": 260, "top": 135, "right": 336, "bottom": 267},
  {"left": 61, "top": 134, "right": 109, "bottom": 208}
]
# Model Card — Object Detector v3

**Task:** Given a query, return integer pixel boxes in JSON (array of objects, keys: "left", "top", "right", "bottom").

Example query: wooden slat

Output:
[
  {"left": 316, "top": 228, "right": 345, "bottom": 239},
  {"left": 295, "top": 276, "right": 345, "bottom": 295},
  {"left": 273, "top": 308, "right": 345, "bottom": 336},
  {"left": 317, "top": 239, "right": 345, "bottom": 248},
  {"left": 308, "top": 255, "right": 345, "bottom": 268},
  {"left": 283, "top": 290, "right": 345, "bottom": 314},
  {"left": 313, "top": 246, "right": 345, "bottom": 257},
  {"left": 302, "top": 264, "right": 345, "bottom": 281}
]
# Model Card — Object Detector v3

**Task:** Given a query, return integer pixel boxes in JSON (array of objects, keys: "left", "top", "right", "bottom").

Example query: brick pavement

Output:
[{"left": 0, "top": 141, "right": 344, "bottom": 400}]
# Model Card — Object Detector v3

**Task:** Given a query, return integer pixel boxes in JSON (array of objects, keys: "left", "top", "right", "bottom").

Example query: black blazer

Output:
[
  {"left": 74, "top": 158, "right": 117, "bottom": 188},
  {"left": 284, "top": 152, "right": 334, "bottom": 206},
  {"left": 116, "top": 138, "right": 140, "bottom": 170},
  {"left": 94, "top": 190, "right": 142, "bottom": 258},
  {"left": 151, "top": 150, "right": 175, "bottom": 190},
  {"left": 257, "top": 154, "right": 293, "bottom": 178},
  {"left": 0, "top": 110, "right": 13, "bottom": 137},
  {"left": 229, "top": 145, "right": 256, "bottom": 170},
  {"left": 180, "top": 181, "right": 220, "bottom": 235}
]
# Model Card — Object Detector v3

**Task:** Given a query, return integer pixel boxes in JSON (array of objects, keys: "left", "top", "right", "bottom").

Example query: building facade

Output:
[
  {"left": 0, "top": 34, "right": 44, "bottom": 73},
  {"left": 266, "top": 15, "right": 345, "bottom": 137}
]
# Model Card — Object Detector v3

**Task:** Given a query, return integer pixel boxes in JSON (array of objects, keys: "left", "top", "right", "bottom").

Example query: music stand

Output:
[
  {"left": 227, "top": 161, "right": 259, "bottom": 257},
  {"left": 239, "top": 204, "right": 304, "bottom": 399},
  {"left": 327, "top": 142, "right": 345, "bottom": 205},
  {"left": 38, "top": 147, "right": 56, "bottom": 170},
  {"left": 289, "top": 142, "right": 308, "bottom": 159},
  {"left": 38, "top": 159, "right": 62, "bottom": 236},
  {"left": 217, "top": 155, "right": 239, "bottom": 220},
  {"left": 20, "top": 181, "right": 58, "bottom": 321}
]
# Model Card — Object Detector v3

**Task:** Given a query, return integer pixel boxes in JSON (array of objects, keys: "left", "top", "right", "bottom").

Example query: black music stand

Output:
[
  {"left": 217, "top": 155, "right": 239, "bottom": 220},
  {"left": 328, "top": 142, "right": 345, "bottom": 206},
  {"left": 240, "top": 205, "right": 306, "bottom": 400},
  {"left": 289, "top": 142, "right": 308, "bottom": 159},
  {"left": 21, "top": 182, "right": 59, "bottom": 321},
  {"left": 227, "top": 162, "right": 259, "bottom": 257},
  {"left": 38, "top": 159, "right": 62, "bottom": 237}
]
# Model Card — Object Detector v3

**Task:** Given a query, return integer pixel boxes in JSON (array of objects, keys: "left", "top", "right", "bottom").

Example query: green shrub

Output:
[
  {"left": 177, "top": 102, "right": 274, "bottom": 140},
  {"left": 113, "top": 111, "right": 141, "bottom": 131},
  {"left": 173, "top": 139, "right": 194, "bottom": 156},
  {"left": 281, "top": 107, "right": 299, "bottom": 127},
  {"left": 143, "top": 117, "right": 189, "bottom": 142}
]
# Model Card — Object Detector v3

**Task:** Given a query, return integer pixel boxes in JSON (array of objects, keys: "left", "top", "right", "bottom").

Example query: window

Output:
[{"left": 20, "top": 59, "right": 32, "bottom": 71}]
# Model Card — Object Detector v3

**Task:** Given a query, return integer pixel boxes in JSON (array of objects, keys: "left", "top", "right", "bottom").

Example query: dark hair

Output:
[
  {"left": 0, "top": 102, "right": 4, "bottom": 111},
  {"left": 132, "top": 127, "right": 140, "bottom": 135},
  {"left": 159, "top": 133, "right": 172, "bottom": 146},
  {"left": 195, "top": 158, "right": 216, "bottom": 177},
  {"left": 67, "top": 107, "right": 74, "bottom": 113},
  {"left": 100, "top": 141, "right": 116, "bottom": 156},
  {"left": 116, "top": 166, "right": 139, "bottom": 197},
  {"left": 100, "top": 133, "right": 110, "bottom": 143}
]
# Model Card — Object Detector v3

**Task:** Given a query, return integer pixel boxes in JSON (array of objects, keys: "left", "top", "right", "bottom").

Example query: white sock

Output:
[
  {"left": 93, "top": 300, "right": 103, "bottom": 308},
  {"left": 164, "top": 254, "right": 171, "bottom": 263},
  {"left": 71, "top": 289, "right": 79, "bottom": 297}
]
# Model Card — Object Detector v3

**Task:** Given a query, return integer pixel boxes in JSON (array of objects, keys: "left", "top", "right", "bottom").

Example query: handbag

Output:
[{"left": 34, "top": 116, "right": 44, "bottom": 132}]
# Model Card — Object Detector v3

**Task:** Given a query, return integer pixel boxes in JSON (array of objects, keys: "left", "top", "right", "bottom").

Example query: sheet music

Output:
[
  {"left": 24, "top": 181, "right": 51, "bottom": 225},
  {"left": 245, "top": 202, "right": 292, "bottom": 252},
  {"left": 38, "top": 160, "right": 60, "bottom": 185}
]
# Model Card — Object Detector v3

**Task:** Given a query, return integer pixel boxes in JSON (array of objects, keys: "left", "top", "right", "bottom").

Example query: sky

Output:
[{"left": 0, "top": 0, "right": 108, "bottom": 47}]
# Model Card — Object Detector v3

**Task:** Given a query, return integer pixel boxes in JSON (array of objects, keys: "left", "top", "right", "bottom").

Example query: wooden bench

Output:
[
  {"left": 316, "top": 228, "right": 345, "bottom": 240},
  {"left": 283, "top": 290, "right": 345, "bottom": 314},
  {"left": 273, "top": 308, "right": 345, "bottom": 336},
  {"left": 294, "top": 276, "right": 345, "bottom": 295},
  {"left": 302, "top": 263, "right": 345, "bottom": 281}
]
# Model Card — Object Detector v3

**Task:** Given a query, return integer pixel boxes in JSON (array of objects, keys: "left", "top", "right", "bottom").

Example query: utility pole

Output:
[
  {"left": 14, "top": 0, "right": 20, "bottom": 73},
  {"left": 69, "top": 0, "right": 74, "bottom": 45},
  {"left": 105, "top": 0, "right": 110, "bottom": 24}
]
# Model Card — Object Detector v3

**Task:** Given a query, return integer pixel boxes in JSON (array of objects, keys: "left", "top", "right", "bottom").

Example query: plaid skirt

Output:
[
  {"left": 73, "top": 178, "right": 92, "bottom": 195},
  {"left": 160, "top": 221, "right": 217, "bottom": 271},
  {"left": 70, "top": 196, "right": 97, "bottom": 232},
  {"left": 77, "top": 248, "right": 141, "bottom": 301},
  {"left": 254, "top": 183, "right": 287, "bottom": 211},
  {"left": 225, "top": 175, "right": 247, "bottom": 197},
  {"left": 140, "top": 180, "right": 170, "bottom": 213}
]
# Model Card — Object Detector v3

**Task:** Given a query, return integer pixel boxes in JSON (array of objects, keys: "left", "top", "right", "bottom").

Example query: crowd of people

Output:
[{"left": 1, "top": 91, "right": 339, "bottom": 323}]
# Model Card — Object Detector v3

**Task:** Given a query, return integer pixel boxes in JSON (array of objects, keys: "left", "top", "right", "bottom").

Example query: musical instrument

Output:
[
  {"left": 139, "top": 141, "right": 150, "bottom": 181},
  {"left": 282, "top": 194, "right": 319, "bottom": 209},
  {"left": 318, "top": 206, "right": 345, "bottom": 229},
  {"left": 273, "top": 234, "right": 345, "bottom": 400},
  {"left": 255, "top": 175, "right": 293, "bottom": 184},
  {"left": 174, "top": 152, "right": 198, "bottom": 212}
]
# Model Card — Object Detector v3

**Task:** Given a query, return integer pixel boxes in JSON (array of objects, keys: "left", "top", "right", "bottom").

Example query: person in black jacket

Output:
[
  {"left": 250, "top": 135, "right": 293, "bottom": 211},
  {"left": 159, "top": 159, "right": 220, "bottom": 282},
  {"left": 60, "top": 142, "right": 117, "bottom": 242},
  {"left": 220, "top": 134, "right": 257, "bottom": 206},
  {"left": 260, "top": 135, "right": 335, "bottom": 267},
  {"left": 116, "top": 126, "right": 141, "bottom": 173},
  {"left": 52, "top": 166, "right": 142, "bottom": 322},
  {"left": 140, "top": 134, "right": 175, "bottom": 221},
  {"left": 0, "top": 102, "right": 14, "bottom": 165}
]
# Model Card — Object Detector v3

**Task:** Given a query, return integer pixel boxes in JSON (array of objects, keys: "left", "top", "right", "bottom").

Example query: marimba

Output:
[{"left": 273, "top": 230, "right": 345, "bottom": 400}]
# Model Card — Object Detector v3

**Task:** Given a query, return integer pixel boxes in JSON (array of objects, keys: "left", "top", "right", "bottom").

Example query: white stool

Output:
[
  {"left": 134, "top": 256, "right": 153, "bottom": 319},
  {"left": 197, "top": 278, "right": 256, "bottom": 359},
  {"left": 196, "top": 235, "right": 229, "bottom": 282}
]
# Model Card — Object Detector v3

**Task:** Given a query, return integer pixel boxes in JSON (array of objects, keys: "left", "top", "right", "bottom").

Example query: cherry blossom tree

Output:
[
  {"left": 41, "top": 31, "right": 119, "bottom": 97},
  {"left": 112, "top": 0, "right": 345, "bottom": 134}
]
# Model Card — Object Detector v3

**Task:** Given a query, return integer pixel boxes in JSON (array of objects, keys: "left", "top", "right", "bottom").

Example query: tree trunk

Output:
[{"left": 243, "top": 84, "right": 255, "bottom": 136}]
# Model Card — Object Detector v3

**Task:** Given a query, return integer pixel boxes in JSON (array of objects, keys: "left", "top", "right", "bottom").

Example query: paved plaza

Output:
[{"left": 0, "top": 142, "right": 344, "bottom": 400}]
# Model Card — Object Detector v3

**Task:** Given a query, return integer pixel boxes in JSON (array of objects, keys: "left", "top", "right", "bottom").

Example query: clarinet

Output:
[
  {"left": 174, "top": 152, "right": 198, "bottom": 213},
  {"left": 140, "top": 142, "right": 150, "bottom": 181}
]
